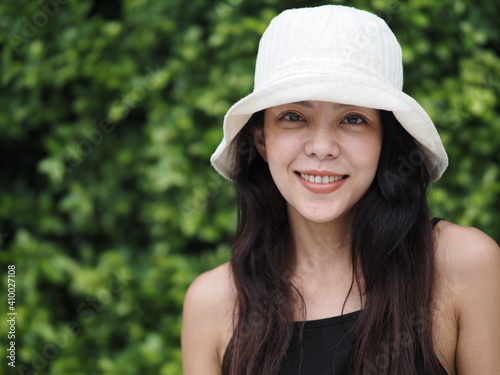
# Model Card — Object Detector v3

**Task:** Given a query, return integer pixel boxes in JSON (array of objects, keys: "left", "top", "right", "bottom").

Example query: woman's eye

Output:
[
  {"left": 341, "top": 115, "right": 366, "bottom": 124},
  {"left": 279, "top": 112, "right": 305, "bottom": 122}
]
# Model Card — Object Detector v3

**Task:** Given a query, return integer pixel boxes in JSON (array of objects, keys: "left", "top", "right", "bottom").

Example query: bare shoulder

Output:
[
  {"left": 433, "top": 221, "right": 500, "bottom": 374},
  {"left": 182, "top": 262, "right": 236, "bottom": 374},
  {"left": 184, "top": 262, "right": 235, "bottom": 305},
  {"left": 433, "top": 220, "right": 500, "bottom": 306},
  {"left": 434, "top": 220, "right": 500, "bottom": 275}
]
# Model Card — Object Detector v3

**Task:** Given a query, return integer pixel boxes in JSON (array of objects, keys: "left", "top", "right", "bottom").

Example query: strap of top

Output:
[{"left": 431, "top": 217, "right": 444, "bottom": 227}]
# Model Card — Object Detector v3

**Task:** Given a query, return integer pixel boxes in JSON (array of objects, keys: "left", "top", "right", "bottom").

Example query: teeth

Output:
[{"left": 299, "top": 173, "right": 345, "bottom": 184}]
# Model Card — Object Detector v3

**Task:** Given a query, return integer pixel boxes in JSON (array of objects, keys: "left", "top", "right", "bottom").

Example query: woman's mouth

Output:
[{"left": 297, "top": 172, "right": 347, "bottom": 184}]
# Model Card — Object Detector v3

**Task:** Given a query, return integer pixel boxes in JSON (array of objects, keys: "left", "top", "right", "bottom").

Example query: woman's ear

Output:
[{"left": 251, "top": 126, "right": 268, "bottom": 162}]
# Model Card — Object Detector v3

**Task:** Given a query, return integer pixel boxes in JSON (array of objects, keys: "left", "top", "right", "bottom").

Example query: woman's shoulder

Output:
[
  {"left": 433, "top": 220, "right": 500, "bottom": 316},
  {"left": 184, "top": 262, "right": 236, "bottom": 309},
  {"left": 434, "top": 220, "right": 499, "bottom": 272},
  {"left": 433, "top": 220, "right": 499, "bottom": 296},
  {"left": 183, "top": 262, "right": 236, "bottom": 328},
  {"left": 182, "top": 262, "right": 236, "bottom": 374},
  {"left": 432, "top": 220, "right": 500, "bottom": 374}
]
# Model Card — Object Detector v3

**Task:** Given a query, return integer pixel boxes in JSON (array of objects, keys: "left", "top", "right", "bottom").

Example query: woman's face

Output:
[{"left": 254, "top": 100, "right": 383, "bottom": 224}]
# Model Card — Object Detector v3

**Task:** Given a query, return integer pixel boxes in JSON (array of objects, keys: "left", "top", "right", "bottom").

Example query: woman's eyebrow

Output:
[
  {"left": 290, "top": 101, "right": 363, "bottom": 111},
  {"left": 332, "top": 103, "right": 355, "bottom": 110},
  {"left": 291, "top": 101, "right": 314, "bottom": 108}
]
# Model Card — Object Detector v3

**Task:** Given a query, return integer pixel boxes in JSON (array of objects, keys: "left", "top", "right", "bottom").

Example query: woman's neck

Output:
[{"left": 287, "top": 205, "right": 354, "bottom": 280}]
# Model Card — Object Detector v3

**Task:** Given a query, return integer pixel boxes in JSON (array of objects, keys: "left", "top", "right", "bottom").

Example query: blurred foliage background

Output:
[{"left": 0, "top": 0, "right": 498, "bottom": 374}]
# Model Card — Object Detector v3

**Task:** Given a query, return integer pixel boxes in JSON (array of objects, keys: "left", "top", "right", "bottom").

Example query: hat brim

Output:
[{"left": 211, "top": 72, "right": 448, "bottom": 182}]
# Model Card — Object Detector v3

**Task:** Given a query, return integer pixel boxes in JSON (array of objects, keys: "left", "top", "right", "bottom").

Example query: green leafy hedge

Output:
[{"left": 0, "top": 0, "right": 498, "bottom": 373}]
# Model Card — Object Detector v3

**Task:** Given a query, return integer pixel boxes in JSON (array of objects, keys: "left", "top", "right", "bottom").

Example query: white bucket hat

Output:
[{"left": 210, "top": 5, "right": 448, "bottom": 182}]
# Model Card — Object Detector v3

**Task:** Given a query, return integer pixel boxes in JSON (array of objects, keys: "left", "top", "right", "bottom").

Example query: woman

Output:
[{"left": 182, "top": 5, "right": 500, "bottom": 374}]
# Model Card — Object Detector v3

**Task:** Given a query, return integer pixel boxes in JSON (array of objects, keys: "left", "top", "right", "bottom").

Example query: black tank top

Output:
[
  {"left": 277, "top": 310, "right": 360, "bottom": 374},
  {"left": 221, "top": 310, "right": 359, "bottom": 374},
  {"left": 221, "top": 218, "right": 446, "bottom": 374}
]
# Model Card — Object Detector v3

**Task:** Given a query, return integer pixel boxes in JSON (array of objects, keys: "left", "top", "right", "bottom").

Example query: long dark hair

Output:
[{"left": 223, "top": 110, "right": 448, "bottom": 375}]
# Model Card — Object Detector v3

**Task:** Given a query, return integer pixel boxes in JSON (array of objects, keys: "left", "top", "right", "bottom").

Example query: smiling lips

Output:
[
  {"left": 296, "top": 171, "right": 348, "bottom": 193},
  {"left": 298, "top": 172, "right": 345, "bottom": 184}
]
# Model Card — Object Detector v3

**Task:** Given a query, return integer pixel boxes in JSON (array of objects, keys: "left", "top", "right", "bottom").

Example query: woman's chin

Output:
[{"left": 291, "top": 205, "right": 351, "bottom": 224}]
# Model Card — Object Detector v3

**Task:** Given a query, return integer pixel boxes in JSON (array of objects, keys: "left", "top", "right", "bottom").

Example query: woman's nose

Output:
[{"left": 304, "top": 125, "right": 340, "bottom": 160}]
